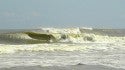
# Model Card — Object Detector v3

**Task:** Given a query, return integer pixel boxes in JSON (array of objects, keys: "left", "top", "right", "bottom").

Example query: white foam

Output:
[
  {"left": 81, "top": 27, "right": 93, "bottom": 30},
  {"left": 0, "top": 43, "right": 125, "bottom": 69},
  {"left": 42, "top": 27, "right": 81, "bottom": 34},
  {"left": 40, "top": 28, "right": 125, "bottom": 43},
  {"left": 0, "top": 44, "right": 86, "bottom": 54},
  {"left": 51, "top": 33, "right": 125, "bottom": 43},
  {"left": 0, "top": 42, "right": 124, "bottom": 54}
]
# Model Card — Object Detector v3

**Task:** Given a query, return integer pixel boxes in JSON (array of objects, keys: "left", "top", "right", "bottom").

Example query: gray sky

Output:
[{"left": 0, "top": 0, "right": 125, "bottom": 29}]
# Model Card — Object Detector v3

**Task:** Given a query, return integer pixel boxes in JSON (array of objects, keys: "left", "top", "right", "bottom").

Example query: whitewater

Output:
[{"left": 0, "top": 27, "right": 125, "bottom": 69}]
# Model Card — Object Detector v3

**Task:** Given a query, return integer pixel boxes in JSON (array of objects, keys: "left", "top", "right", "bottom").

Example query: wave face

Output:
[{"left": 0, "top": 28, "right": 125, "bottom": 44}]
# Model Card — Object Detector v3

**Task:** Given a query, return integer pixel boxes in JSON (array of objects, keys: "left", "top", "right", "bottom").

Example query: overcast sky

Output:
[{"left": 0, "top": 0, "right": 125, "bottom": 29}]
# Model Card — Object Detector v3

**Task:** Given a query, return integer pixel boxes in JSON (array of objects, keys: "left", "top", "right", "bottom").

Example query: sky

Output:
[{"left": 0, "top": 0, "right": 125, "bottom": 29}]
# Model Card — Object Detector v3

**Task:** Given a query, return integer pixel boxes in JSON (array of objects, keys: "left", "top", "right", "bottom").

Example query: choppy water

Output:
[{"left": 0, "top": 27, "right": 125, "bottom": 69}]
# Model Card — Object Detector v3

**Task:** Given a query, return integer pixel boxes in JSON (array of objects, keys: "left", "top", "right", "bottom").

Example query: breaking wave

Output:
[
  {"left": 0, "top": 27, "right": 124, "bottom": 53},
  {"left": 0, "top": 27, "right": 125, "bottom": 54},
  {"left": 0, "top": 28, "right": 125, "bottom": 44},
  {"left": 0, "top": 28, "right": 125, "bottom": 69}
]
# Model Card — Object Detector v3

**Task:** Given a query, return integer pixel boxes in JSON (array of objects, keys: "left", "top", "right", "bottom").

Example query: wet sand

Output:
[{"left": 0, "top": 65, "right": 124, "bottom": 70}]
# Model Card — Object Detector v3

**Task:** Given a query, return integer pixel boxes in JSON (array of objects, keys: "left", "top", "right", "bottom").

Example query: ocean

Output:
[{"left": 0, "top": 27, "right": 125, "bottom": 70}]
